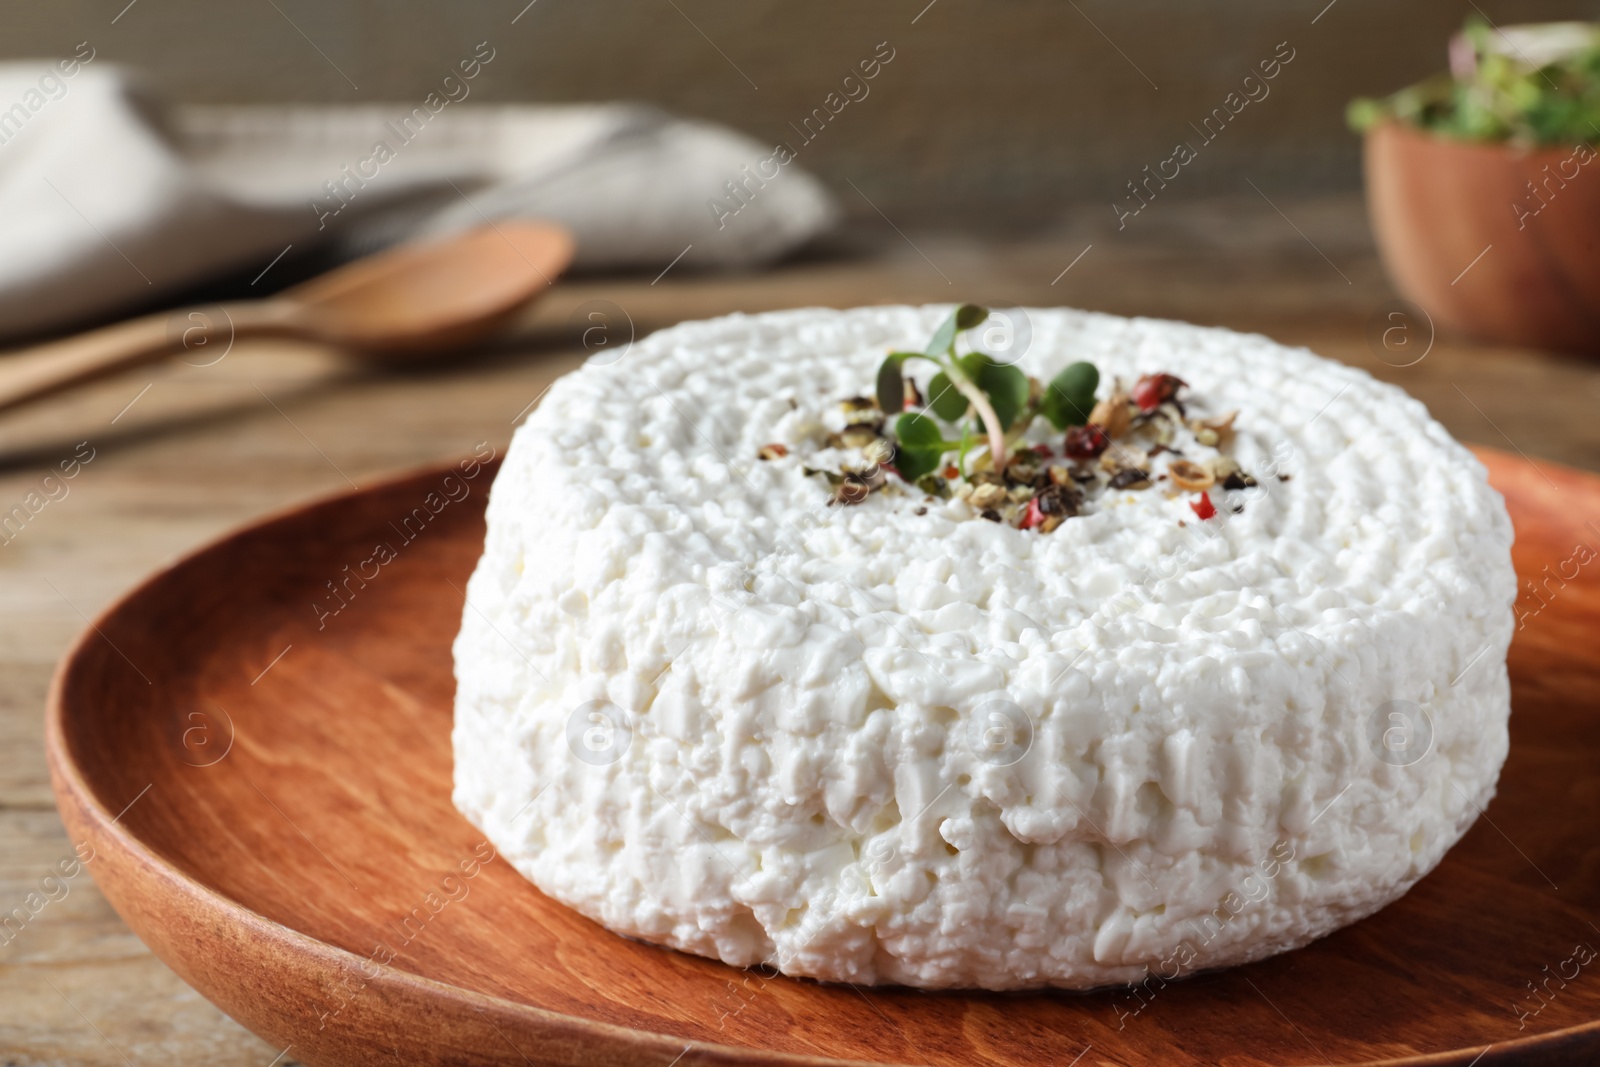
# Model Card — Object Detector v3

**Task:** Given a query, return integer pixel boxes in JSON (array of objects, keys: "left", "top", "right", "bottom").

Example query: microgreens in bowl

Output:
[{"left": 1348, "top": 17, "right": 1600, "bottom": 145}]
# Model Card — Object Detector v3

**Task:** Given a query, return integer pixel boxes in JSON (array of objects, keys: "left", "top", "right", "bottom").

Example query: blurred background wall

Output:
[{"left": 3, "top": 0, "right": 1590, "bottom": 228}]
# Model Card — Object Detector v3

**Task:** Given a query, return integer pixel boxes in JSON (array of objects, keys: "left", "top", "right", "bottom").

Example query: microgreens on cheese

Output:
[
  {"left": 763, "top": 304, "right": 1257, "bottom": 533},
  {"left": 876, "top": 304, "right": 1099, "bottom": 481}
]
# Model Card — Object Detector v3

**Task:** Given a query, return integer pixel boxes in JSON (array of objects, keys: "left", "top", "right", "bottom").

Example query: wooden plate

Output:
[{"left": 47, "top": 448, "right": 1600, "bottom": 1067}]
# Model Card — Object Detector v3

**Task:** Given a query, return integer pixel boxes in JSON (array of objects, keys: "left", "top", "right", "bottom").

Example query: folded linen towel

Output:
[{"left": 0, "top": 57, "right": 838, "bottom": 339}]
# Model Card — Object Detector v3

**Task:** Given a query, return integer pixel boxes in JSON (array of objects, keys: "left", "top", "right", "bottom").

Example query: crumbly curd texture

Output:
[{"left": 452, "top": 305, "right": 1515, "bottom": 990}]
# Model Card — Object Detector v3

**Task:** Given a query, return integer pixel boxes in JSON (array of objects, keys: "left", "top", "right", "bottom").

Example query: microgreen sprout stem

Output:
[{"left": 877, "top": 305, "right": 1098, "bottom": 483}]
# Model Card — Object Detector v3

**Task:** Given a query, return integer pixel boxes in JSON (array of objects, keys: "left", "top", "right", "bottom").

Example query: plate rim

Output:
[
  {"left": 43, "top": 449, "right": 1600, "bottom": 1067},
  {"left": 43, "top": 460, "right": 890, "bottom": 1067}
]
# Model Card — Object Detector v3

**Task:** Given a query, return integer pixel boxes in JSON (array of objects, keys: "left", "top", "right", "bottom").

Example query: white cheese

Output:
[{"left": 452, "top": 305, "right": 1515, "bottom": 990}]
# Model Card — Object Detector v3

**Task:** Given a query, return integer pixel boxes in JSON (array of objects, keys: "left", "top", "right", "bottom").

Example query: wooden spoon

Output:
[{"left": 0, "top": 221, "right": 575, "bottom": 416}]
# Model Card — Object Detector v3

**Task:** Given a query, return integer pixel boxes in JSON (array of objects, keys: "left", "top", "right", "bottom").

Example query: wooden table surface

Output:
[{"left": 2, "top": 192, "right": 1597, "bottom": 1066}]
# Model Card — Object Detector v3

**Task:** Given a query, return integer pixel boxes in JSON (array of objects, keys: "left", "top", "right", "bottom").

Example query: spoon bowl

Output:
[
  {"left": 286, "top": 222, "right": 574, "bottom": 356},
  {"left": 0, "top": 221, "right": 576, "bottom": 414}
]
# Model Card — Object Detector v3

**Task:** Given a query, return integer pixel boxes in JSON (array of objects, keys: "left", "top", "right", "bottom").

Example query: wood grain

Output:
[{"left": 43, "top": 446, "right": 1600, "bottom": 1067}]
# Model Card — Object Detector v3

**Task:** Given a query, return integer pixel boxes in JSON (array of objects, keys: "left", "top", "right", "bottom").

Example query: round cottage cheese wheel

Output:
[{"left": 452, "top": 305, "right": 1515, "bottom": 991}]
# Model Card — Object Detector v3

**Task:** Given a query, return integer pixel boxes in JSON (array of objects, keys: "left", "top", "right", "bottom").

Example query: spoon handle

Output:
[{"left": 0, "top": 302, "right": 298, "bottom": 416}]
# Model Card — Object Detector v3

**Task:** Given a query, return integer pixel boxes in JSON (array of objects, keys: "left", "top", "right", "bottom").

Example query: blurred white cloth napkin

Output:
[{"left": 0, "top": 62, "right": 838, "bottom": 339}]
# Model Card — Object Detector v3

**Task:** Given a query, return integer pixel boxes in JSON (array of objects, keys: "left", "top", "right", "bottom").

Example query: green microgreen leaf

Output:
[
  {"left": 876, "top": 353, "right": 906, "bottom": 416},
  {"left": 893, "top": 411, "right": 952, "bottom": 482},
  {"left": 1040, "top": 361, "right": 1100, "bottom": 430},
  {"left": 895, "top": 411, "right": 945, "bottom": 450},
  {"left": 895, "top": 448, "right": 941, "bottom": 482},
  {"left": 925, "top": 315, "right": 958, "bottom": 358},
  {"left": 926, "top": 371, "right": 969, "bottom": 421},
  {"left": 955, "top": 304, "right": 989, "bottom": 331},
  {"left": 976, "top": 361, "right": 1030, "bottom": 431},
  {"left": 925, "top": 304, "right": 990, "bottom": 357}
]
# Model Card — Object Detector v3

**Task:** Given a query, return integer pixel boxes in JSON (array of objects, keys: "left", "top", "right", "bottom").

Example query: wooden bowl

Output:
[{"left": 1364, "top": 121, "right": 1600, "bottom": 354}]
